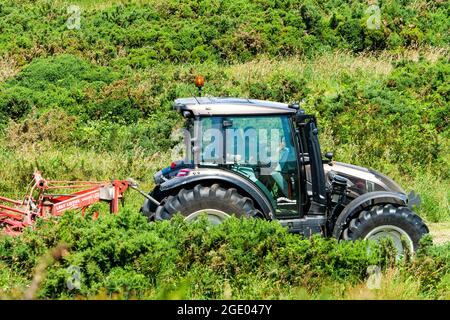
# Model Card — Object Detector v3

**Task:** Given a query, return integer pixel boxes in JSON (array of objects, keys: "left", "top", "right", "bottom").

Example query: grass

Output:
[{"left": 429, "top": 222, "right": 450, "bottom": 246}]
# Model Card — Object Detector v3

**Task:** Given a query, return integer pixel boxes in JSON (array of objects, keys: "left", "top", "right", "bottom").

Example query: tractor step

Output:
[{"left": 278, "top": 216, "right": 327, "bottom": 236}]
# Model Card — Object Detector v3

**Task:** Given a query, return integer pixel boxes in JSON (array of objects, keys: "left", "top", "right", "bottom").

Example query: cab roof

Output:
[{"left": 174, "top": 97, "right": 297, "bottom": 116}]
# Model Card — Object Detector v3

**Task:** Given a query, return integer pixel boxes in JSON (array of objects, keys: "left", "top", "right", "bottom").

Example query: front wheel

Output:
[{"left": 342, "top": 204, "right": 429, "bottom": 258}]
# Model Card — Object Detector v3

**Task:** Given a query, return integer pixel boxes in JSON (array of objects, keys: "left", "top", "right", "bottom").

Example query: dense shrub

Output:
[
  {"left": 312, "top": 57, "right": 449, "bottom": 177},
  {"left": 0, "top": 210, "right": 447, "bottom": 299},
  {"left": 0, "top": 1, "right": 447, "bottom": 169},
  {"left": 0, "top": 210, "right": 390, "bottom": 298},
  {"left": 0, "top": 54, "right": 118, "bottom": 121},
  {"left": 0, "top": 55, "right": 181, "bottom": 154},
  {"left": 0, "top": 0, "right": 448, "bottom": 66}
]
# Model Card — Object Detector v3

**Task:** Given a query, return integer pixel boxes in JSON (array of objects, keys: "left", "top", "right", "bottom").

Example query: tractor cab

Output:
[
  {"left": 173, "top": 96, "right": 324, "bottom": 219},
  {"left": 142, "top": 77, "right": 428, "bottom": 256}
]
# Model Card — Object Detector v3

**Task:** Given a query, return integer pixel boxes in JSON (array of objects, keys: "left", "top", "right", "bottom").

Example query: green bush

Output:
[
  {"left": 313, "top": 57, "right": 449, "bottom": 177},
  {"left": 0, "top": 0, "right": 448, "bottom": 66},
  {"left": 0, "top": 210, "right": 448, "bottom": 299},
  {"left": 0, "top": 210, "right": 390, "bottom": 299},
  {"left": 0, "top": 54, "right": 118, "bottom": 122}
]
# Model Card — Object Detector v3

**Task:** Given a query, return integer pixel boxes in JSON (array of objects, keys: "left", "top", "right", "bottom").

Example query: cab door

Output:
[{"left": 217, "top": 115, "right": 301, "bottom": 217}]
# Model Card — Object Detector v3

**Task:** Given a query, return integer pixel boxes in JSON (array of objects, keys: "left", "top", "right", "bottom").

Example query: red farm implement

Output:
[{"left": 0, "top": 171, "right": 140, "bottom": 236}]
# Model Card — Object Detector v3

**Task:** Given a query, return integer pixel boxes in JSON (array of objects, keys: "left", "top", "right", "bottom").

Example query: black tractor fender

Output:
[
  {"left": 152, "top": 169, "right": 276, "bottom": 219},
  {"left": 332, "top": 191, "right": 408, "bottom": 239}
]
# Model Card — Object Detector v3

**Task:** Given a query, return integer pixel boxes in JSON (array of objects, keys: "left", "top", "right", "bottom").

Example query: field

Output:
[{"left": 0, "top": 0, "right": 448, "bottom": 299}]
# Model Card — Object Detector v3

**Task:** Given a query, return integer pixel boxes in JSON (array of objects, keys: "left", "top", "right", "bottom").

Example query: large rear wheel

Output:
[{"left": 155, "top": 184, "right": 261, "bottom": 224}]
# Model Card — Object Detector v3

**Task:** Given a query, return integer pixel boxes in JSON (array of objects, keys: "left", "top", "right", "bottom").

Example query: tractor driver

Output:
[{"left": 270, "top": 137, "right": 290, "bottom": 198}]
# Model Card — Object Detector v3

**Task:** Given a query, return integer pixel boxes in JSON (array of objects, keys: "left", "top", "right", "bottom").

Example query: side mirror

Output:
[
  {"left": 295, "top": 108, "right": 306, "bottom": 123},
  {"left": 325, "top": 152, "right": 334, "bottom": 164},
  {"left": 182, "top": 110, "right": 193, "bottom": 118}
]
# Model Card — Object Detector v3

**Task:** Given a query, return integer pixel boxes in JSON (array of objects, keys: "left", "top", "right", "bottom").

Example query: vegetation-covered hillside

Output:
[{"left": 0, "top": 0, "right": 448, "bottom": 299}]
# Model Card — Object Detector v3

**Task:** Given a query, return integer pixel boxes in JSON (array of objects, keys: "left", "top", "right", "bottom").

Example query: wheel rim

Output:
[
  {"left": 364, "top": 225, "right": 414, "bottom": 259},
  {"left": 184, "top": 209, "right": 230, "bottom": 225}
]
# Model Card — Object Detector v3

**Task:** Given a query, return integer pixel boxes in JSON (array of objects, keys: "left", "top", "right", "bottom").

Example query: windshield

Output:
[{"left": 197, "top": 115, "right": 297, "bottom": 168}]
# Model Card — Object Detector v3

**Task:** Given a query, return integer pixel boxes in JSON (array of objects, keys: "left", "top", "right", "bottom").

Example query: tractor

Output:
[{"left": 141, "top": 77, "right": 429, "bottom": 256}]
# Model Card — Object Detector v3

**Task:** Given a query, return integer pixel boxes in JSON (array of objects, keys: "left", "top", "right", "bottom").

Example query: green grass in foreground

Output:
[{"left": 0, "top": 210, "right": 449, "bottom": 300}]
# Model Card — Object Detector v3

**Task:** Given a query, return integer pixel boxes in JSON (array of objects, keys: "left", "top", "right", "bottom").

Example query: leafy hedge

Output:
[
  {"left": 0, "top": 1, "right": 447, "bottom": 173},
  {"left": 0, "top": 210, "right": 448, "bottom": 299},
  {"left": 313, "top": 58, "right": 449, "bottom": 176}
]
